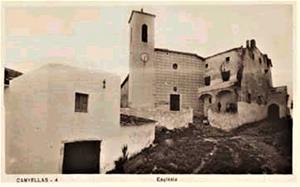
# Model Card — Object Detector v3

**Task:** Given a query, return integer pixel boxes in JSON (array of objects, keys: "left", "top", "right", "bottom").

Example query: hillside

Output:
[{"left": 115, "top": 118, "right": 292, "bottom": 174}]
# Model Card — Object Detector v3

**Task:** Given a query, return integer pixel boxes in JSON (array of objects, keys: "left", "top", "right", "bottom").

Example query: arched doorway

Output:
[
  {"left": 268, "top": 104, "right": 280, "bottom": 120},
  {"left": 199, "top": 94, "right": 213, "bottom": 117}
]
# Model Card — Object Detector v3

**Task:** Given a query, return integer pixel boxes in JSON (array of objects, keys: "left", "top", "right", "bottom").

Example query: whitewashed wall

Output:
[
  {"left": 5, "top": 63, "right": 121, "bottom": 174},
  {"left": 121, "top": 107, "right": 193, "bottom": 129},
  {"left": 208, "top": 102, "right": 268, "bottom": 131},
  {"left": 101, "top": 123, "right": 156, "bottom": 173}
]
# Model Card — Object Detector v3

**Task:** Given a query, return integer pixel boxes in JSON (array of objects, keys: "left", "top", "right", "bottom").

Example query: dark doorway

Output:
[
  {"left": 62, "top": 140, "right": 101, "bottom": 174},
  {"left": 268, "top": 104, "right": 280, "bottom": 120},
  {"left": 170, "top": 94, "right": 180, "bottom": 111}
]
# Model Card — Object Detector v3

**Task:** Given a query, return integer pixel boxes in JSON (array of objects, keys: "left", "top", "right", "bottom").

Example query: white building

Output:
[{"left": 5, "top": 63, "right": 121, "bottom": 174}]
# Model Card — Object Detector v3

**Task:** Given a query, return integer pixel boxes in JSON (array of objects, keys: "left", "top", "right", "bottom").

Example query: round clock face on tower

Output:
[{"left": 140, "top": 53, "right": 149, "bottom": 63}]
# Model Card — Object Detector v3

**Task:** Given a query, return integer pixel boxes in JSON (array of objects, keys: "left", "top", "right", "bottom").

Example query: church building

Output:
[{"left": 121, "top": 9, "right": 289, "bottom": 129}]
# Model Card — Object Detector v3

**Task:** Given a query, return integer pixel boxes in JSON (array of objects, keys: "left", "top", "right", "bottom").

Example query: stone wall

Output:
[
  {"left": 154, "top": 50, "right": 204, "bottom": 115},
  {"left": 208, "top": 102, "right": 268, "bottom": 131},
  {"left": 240, "top": 43, "right": 272, "bottom": 103},
  {"left": 268, "top": 86, "right": 289, "bottom": 118},
  {"left": 121, "top": 107, "right": 193, "bottom": 129}
]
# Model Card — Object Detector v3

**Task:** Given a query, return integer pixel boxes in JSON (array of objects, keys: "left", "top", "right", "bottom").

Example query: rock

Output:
[
  {"left": 169, "top": 162, "right": 178, "bottom": 170},
  {"left": 152, "top": 165, "right": 158, "bottom": 172},
  {"left": 164, "top": 139, "right": 174, "bottom": 146}
]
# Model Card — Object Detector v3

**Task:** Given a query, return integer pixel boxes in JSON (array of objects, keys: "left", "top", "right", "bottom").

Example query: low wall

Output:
[
  {"left": 208, "top": 102, "right": 268, "bottom": 131},
  {"left": 121, "top": 107, "right": 193, "bottom": 129},
  {"left": 101, "top": 123, "right": 156, "bottom": 173}
]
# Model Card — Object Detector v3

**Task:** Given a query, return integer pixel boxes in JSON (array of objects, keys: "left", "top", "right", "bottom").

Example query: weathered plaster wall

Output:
[
  {"left": 208, "top": 102, "right": 268, "bottom": 131},
  {"left": 204, "top": 48, "right": 243, "bottom": 86},
  {"left": 101, "top": 123, "right": 156, "bottom": 172},
  {"left": 154, "top": 50, "right": 204, "bottom": 115},
  {"left": 5, "top": 64, "right": 121, "bottom": 174},
  {"left": 240, "top": 44, "right": 272, "bottom": 103},
  {"left": 121, "top": 107, "right": 193, "bottom": 129},
  {"left": 268, "top": 86, "right": 289, "bottom": 118}
]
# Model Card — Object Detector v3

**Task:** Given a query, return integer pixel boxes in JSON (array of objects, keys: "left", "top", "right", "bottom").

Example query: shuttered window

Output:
[{"left": 75, "top": 93, "right": 89, "bottom": 113}]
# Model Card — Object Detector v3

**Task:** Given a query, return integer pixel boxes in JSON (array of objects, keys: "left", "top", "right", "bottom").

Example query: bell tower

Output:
[{"left": 128, "top": 9, "right": 156, "bottom": 108}]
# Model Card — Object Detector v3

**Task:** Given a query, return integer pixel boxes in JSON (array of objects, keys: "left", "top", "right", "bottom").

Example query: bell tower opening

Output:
[{"left": 141, "top": 24, "right": 148, "bottom": 43}]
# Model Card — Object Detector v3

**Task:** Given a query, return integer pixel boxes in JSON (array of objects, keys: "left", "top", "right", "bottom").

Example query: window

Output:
[
  {"left": 257, "top": 96, "right": 263, "bottom": 105},
  {"left": 205, "top": 64, "right": 208, "bottom": 68},
  {"left": 141, "top": 24, "right": 148, "bottom": 43},
  {"left": 265, "top": 69, "right": 269, "bottom": 74},
  {"left": 259, "top": 58, "right": 262, "bottom": 64},
  {"left": 247, "top": 93, "right": 251, "bottom": 103},
  {"left": 172, "top": 63, "right": 178, "bottom": 70},
  {"left": 208, "top": 97, "right": 212, "bottom": 103},
  {"left": 204, "top": 76, "right": 211, "bottom": 86},
  {"left": 75, "top": 93, "right": 88, "bottom": 113},
  {"left": 102, "top": 79, "right": 106, "bottom": 89},
  {"left": 173, "top": 86, "right": 177, "bottom": 92},
  {"left": 226, "top": 57, "right": 230, "bottom": 62}
]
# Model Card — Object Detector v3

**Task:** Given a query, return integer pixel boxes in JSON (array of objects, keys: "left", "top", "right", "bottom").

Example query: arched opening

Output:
[
  {"left": 268, "top": 104, "right": 280, "bottom": 120},
  {"left": 141, "top": 24, "right": 148, "bottom": 43},
  {"left": 216, "top": 90, "right": 237, "bottom": 113},
  {"left": 199, "top": 93, "right": 213, "bottom": 117}
]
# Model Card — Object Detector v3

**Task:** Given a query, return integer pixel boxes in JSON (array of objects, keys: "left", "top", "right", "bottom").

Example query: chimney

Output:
[
  {"left": 141, "top": 8, "right": 144, "bottom": 12},
  {"left": 246, "top": 40, "right": 249, "bottom": 48},
  {"left": 250, "top": 39, "right": 256, "bottom": 48}
]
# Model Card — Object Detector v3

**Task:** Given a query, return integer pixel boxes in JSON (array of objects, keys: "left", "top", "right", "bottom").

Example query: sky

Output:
[{"left": 2, "top": 2, "right": 293, "bottom": 97}]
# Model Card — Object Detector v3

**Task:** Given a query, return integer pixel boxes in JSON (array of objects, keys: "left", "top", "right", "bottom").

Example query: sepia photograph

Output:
[{"left": 1, "top": 0, "right": 296, "bottom": 183}]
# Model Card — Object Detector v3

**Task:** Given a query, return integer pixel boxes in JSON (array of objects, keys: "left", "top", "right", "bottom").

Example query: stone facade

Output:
[
  {"left": 154, "top": 49, "right": 204, "bottom": 114},
  {"left": 121, "top": 9, "right": 290, "bottom": 130}
]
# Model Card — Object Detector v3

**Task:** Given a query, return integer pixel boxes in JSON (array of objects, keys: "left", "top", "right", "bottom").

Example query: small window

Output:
[
  {"left": 75, "top": 93, "right": 88, "bottom": 113},
  {"left": 225, "top": 57, "right": 230, "bottom": 62},
  {"left": 141, "top": 24, "right": 148, "bottom": 43},
  {"left": 257, "top": 96, "right": 263, "bottom": 105},
  {"left": 265, "top": 69, "right": 268, "bottom": 74},
  {"left": 208, "top": 97, "right": 212, "bottom": 103},
  {"left": 173, "top": 86, "right": 177, "bottom": 92},
  {"left": 204, "top": 76, "right": 211, "bottom": 86},
  {"left": 259, "top": 58, "right": 262, "bottom": 64},
  {"left": 172, "top": 63, "right": 178, "bottom": 70},
  {"left": 247, "top": 93, "right": 251, "bottom": 103},
  {"left": 103, "top": 79, "right": 106, "bottom": 89},
  {"left": 205, "top": 64, "right": 208, "bottom": 68}
]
